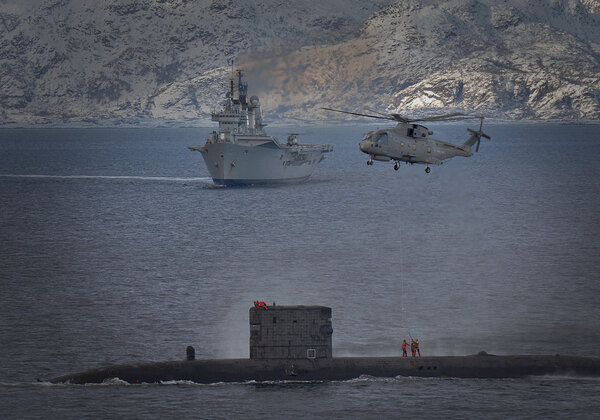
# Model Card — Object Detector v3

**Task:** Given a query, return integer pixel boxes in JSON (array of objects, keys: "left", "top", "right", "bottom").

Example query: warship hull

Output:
[
  {"left": 191, "top": 142, "right": 330, "bottom": 186},
  {"left": 51, "top": 355, "right": 600, "bottom": 384}
]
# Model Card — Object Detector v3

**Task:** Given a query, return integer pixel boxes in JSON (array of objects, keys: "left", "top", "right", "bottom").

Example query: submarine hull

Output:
[{"left": 50, "top": 355, "right": 600, "bottom": 384}]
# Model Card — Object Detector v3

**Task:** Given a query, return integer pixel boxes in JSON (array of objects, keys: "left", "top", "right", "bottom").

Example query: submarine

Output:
[{"left": 51, "top": 304, "right": 600, "bottom": 384}]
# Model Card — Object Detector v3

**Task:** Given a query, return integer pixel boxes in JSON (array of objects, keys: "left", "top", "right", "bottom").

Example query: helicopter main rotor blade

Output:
[
  {"left": 321, "top": 108, "right": 395, "bottom": 121},
  {"left": 322, "top": 107, "right": 486, "bottom": 125},
  {"left": 405, "top": 113, "right": 486, "bottom": 123},
  {"left": 432, "top": 116, "right": 484, "bottom": 122},
  {"left": 365, "top": 108, "right": 394, "bottom": 118},
  {"left": 389, "top": 113, "right": 409, "bottom": 122},
  {"left": 406, "top": 112, "right": 465, "bottom": 122}
]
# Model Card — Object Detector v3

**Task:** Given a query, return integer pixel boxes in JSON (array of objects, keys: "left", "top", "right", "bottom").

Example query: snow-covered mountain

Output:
[
  {"left": 0, "top": 0, "right": 390, "bottom": 124},
  {"left": 241, "top": 0, "right": 600, "bottom": 121},
  {"left": 0, "top": 0, "right": 598, "bottom": 125}
]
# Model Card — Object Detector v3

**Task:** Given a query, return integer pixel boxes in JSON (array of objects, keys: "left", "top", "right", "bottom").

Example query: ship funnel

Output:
[
  {"left": 248, "top": 108, "right": 255, "bottom": 129},
  {"left": 248, "top": 96, "right": 260, "bottom": 131}
]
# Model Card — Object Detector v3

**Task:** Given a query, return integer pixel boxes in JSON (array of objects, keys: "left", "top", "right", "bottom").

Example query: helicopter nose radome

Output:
[{"left": 359, "top": 140, "right": 369, "bottom": 153}]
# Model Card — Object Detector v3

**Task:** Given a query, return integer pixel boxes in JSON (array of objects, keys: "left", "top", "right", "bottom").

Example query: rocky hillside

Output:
[
  {"left": 0, "top": 0, "right": 389, "bottom": 125},
  {"left": 241, "top": 0, "right": 600, "bottom": 121},
  {"left": 0, "top": 0, "right": 598, "bottom": 125}
]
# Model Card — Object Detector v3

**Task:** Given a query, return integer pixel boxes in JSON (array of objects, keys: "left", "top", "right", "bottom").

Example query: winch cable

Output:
[
  {"left": 400, "top": 243, "right": 408, "bottom": 336},
  {"left": 399, "top": 241, "right": 415, "bottom": 341}
]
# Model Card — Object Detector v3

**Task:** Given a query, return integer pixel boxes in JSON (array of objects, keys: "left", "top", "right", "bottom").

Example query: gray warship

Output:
[{"left": 189, "top": 70, "right": 333, "bottom": 186}]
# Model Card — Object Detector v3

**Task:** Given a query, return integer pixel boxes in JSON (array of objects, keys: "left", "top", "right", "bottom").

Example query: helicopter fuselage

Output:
[
  {"left": 359, "top": 122, "right": 473, "bottom": 168},
  {"left": 320, "top": 106, "right": 489, "bottom": 173}
]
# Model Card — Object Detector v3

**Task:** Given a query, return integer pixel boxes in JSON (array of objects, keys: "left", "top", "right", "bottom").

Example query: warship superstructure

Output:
[{"left": 189, "top": 70, "right": 332, "bottom": 185}]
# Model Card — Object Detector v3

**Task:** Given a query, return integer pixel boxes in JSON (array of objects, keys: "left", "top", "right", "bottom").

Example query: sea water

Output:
[{"left": 1, "top": 124, "right": 599, "bottom": 418}]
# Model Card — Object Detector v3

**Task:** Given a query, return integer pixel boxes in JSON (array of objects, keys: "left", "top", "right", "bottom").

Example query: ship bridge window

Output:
[{"left": 375, "top": 133, "right": 388, "bottom": 144}]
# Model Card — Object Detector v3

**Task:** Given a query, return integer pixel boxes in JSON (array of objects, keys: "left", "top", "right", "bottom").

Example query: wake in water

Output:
[
  {"left": 0, "top": 174, "right": 211, "bottom": 182},
  {"left": 24, "top": 373, "right": 600, "bottom": 389}
]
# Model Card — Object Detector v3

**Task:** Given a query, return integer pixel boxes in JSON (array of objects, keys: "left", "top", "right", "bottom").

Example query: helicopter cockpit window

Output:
[{"left": 374, "top": 133, "right": 388, "bottom": 144}]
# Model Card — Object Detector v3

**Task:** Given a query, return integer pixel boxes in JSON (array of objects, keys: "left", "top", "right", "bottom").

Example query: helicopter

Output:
[{"left": 322, "top": 108, "right": 491, "bottom": 173}]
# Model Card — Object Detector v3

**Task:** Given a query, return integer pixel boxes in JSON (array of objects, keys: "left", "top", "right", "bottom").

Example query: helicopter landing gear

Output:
[
  {"left": 425, "top": 166, "right": 431, "bottom": 174},
  {"left": 394, "top": 162, "right": 400, "bottom": 171}
]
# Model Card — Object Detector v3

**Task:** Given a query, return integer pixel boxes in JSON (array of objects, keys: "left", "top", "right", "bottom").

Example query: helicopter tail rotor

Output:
[{"left": 466, "top": 117, "right": 490, "bottom": 153}]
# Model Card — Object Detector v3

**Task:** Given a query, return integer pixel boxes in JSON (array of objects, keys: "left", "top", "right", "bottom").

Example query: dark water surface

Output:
[{"left": 1, "top": 124, "right": 599, "bottom": 418}]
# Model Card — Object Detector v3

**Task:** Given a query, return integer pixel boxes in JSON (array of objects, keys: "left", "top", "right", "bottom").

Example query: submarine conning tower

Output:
[{"left": 249, "top": 305, "right": 333, "bottom": 360}]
